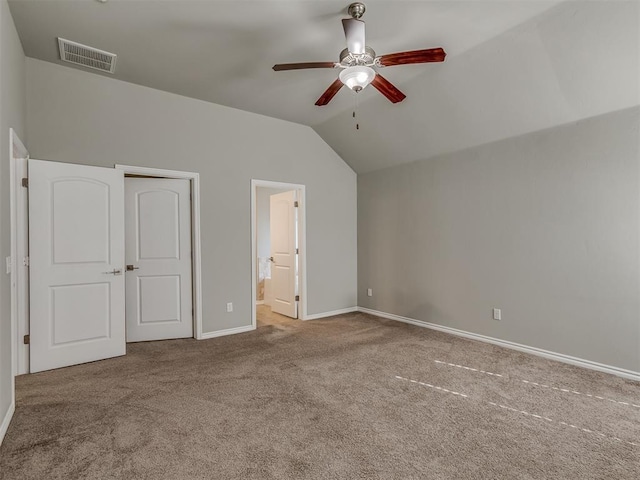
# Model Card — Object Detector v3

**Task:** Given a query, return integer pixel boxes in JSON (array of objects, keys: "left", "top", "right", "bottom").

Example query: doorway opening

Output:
[{"left": 251, "top": 180, "right": 307, "bottom": 329}]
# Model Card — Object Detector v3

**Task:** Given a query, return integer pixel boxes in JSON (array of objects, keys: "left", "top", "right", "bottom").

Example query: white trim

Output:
[
  {"left": 200, "top": 325, "right": 255, "bottom": 340},
  {"left": 12, "top": 157, "right": 29, "bottom": 376},
  {"left": 357, "top": 307, "right": 640, "bottom": 382},
  {"left": 0, "top": 402, "right": 15, "bottom": 446},
  {"left": 303, "top": 307, "right": 358, "bottom": 321},
  {"left": 256, "top": 300, "right": 265, "bottom": 306},
  {"left": 115, "top": 164, "right": 203, "bottom": 340},
  {"left": 251, "top": 180, "right": 308, "bottom": 327},
  {"left": 9, "top": 129, "right": 28, "bottom": 381}
]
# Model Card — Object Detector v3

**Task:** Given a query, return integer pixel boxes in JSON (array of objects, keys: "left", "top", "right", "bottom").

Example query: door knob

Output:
[
  {"left": 103, "top": 268, "right": 122, "bottom": 275},
  {"left": 126, "top": 265, "right": 140, "bottom": 271},
  {"left": 269, "top": 257, "right": 274, "bottom": 262}
]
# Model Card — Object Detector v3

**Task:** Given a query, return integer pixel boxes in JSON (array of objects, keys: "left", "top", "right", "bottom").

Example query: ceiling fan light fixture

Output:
[{"left": 339, "top": 65, "right": 375, "bottom": 92}]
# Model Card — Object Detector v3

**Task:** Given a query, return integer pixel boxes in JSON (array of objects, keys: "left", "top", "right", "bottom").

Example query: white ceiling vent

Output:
[{"left": 57, "top": 38, "right": 117, "bottom": 74}]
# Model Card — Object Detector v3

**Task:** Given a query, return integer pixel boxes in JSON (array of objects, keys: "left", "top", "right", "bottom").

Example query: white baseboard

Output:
[
  {"left": 303, "top": 306, "right": 358, "bottom": 321},
  {"left": 256, "top": 300, "right": 265, "bottom": 306},
  {"left": 0, "top": 402, "right": 15, "bottom": 446},
  {"left": 200, "top": 324, "right": 255, "bottom": 340},
  {"left": 357, "top": 307, "right": 640, "bottom": 382}
]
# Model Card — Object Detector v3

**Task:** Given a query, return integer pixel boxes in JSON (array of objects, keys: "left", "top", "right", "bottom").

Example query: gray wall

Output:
[
  {"left": 358, "top": 107, "right": 640, "bottom": 373},
  {"left": 25, "top": 58, "right": 357, "bottom": 333},
  {"left": 0, "top": 0, "right": 25, "bottom": 436}
]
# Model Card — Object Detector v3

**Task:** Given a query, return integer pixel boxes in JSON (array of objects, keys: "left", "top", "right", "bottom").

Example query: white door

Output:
[
  {"left": 125, "top": 178, "right": 193, "bottom": 342},
  {"left": 29, "top": 159, "right": 125, "bottom": 373},
  {"left": 270, "top": 190, "right": 298, "bottom": 318}
]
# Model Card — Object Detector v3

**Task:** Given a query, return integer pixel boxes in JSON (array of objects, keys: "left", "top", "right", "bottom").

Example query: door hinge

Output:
[
  {"left": 21, "top": 178, "right": 28, "bottom": 188},
  {"left": 294, "top": 201, "right": 299, "bottom": 207},
  {"left": 23, "top": 256, "right": 29, "bottom": 267},
  {"left": 23, "top": 334, "right": 30, "bottom": 345},
  {"left": 296, "top": 248, "right": 299, "bottom": 254},
  {"left": 295, "top": 295, "right": 300, "bottom": 301}
]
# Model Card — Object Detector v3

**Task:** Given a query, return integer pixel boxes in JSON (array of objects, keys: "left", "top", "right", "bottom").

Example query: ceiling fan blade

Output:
[
  {"left": 273, "top": 62, "right": 336, "bottom": 71},
  {"left": 342, "top": 18, "right": 366, "bottom": 55},
  {"left": 378, "top": 47, "right": 446, "bottom": 67},
  {"left": 371, "top": 74, "right": 406, "bottom": 103},
  {"left": 315, "top": 78, "right": 344, "bottom": 106}
]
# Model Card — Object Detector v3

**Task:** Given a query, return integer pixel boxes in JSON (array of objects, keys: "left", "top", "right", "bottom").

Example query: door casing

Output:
[
  {"left": 116, "top": 164, "right": 203, "bottom": 341},
  {"left": 9, "top": 129, "right": 29, "bottom": 379}
]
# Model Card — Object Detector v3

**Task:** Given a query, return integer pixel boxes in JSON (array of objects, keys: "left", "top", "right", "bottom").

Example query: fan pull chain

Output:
[{"left": 353, "top": 92, "right": 359, "bottom": 130}]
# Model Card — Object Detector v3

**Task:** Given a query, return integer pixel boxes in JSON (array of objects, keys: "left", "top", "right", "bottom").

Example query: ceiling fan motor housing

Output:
[{"left": 339, "top": 46, "right": 376, "bottom": 68}]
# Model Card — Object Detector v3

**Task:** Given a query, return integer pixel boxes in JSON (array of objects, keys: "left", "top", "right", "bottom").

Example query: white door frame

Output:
[
  {"left": 115, "top": 165, "right": 203, "bottom": 340},
  {"left": 251, "top": 179, "right": 308, "bottom": 327},
  {"left": 9, "top": 128, "right": 29, "bottom": 379}
]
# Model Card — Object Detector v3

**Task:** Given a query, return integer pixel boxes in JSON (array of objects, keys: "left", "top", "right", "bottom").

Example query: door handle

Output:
[
  {"left": 103, "top": 268, "right": 122, "bottom": 275},
  {"left": 126, "top": 265, "right": 140, "bottom": 271},
  {"left": 269, "top": 257, "right": 274, "bottom": 262}
]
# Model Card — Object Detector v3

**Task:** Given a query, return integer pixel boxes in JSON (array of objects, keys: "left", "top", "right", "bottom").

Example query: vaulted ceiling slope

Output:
[
  {"left": 314, "top": 1, "right": 640, "bottom": 173},
  {"left": 8, "top": 1, "right": 639, "bottom": 174}
]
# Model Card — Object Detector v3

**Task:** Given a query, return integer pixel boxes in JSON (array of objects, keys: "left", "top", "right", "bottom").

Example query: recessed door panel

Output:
[
  {"left": 51, "top": 283, "right": 110, "bottom": 345},
  {"left": 29, "top": 159, "right": 125, "bottom": 373},
  {"left": 273, "top": 265, "right": 292, "bottom": 305},
  {"left": 52, "top": 179, "right": 110, "bottom": 265},
  {"left": 271, "top": 200, "right": 291, "bottom": 254},
  {"left": 125, "top": 178, "right": 192, "bottom": 342},
  {"left": 138, "top": 275, "right": 181, "bottom": 324},
  {"left": 137, "top": 190, "right": 180, "bottom": 260}
]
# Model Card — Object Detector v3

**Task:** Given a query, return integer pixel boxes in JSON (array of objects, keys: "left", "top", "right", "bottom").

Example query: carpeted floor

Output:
[{"left": 1, "top": 307, "right": 638, "bottom": 479}]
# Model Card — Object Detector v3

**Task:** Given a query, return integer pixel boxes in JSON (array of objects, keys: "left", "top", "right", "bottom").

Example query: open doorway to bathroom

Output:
[{"left": 251, "top": 180, "right": 307, "bottom": 329}]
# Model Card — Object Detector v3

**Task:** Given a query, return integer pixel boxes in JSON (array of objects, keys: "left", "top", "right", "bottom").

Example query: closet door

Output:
[
  {"left": 124, "top": 178, "right": 193, "bottom": 342},
  {"left": 29, "top": 159, "right": 125, "bottom": 373}
]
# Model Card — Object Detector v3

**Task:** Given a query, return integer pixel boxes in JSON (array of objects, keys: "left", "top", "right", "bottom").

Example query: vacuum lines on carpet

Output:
[
  {"left": 396, "top": 359, "right": 640, "bottom": 448},
  {"left": 433, "top": 359, "right": 640, "bottom": 409}
]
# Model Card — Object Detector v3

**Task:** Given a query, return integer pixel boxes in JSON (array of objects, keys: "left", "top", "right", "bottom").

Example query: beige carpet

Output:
[{"left": 1, "top": 307, "right": 638, "bottom": 479}]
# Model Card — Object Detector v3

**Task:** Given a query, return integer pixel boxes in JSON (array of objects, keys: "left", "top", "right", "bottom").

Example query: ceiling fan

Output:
[{"left": 272, "top": 2, "right": 446, "bottom": 106}]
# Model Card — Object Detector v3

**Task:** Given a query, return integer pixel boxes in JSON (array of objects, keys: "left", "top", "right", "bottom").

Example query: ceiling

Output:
[{"left": 8, "top": 1, "right": 640, "bottom": 173}]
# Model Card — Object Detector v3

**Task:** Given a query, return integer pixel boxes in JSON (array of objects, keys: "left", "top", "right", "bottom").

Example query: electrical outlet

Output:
[
  {"left": 226, "top": 302, "right": 233, "bottom": 313},
  {"left": 367, "top": 288, "right": 373, "bottom": 297},
  {"left": 493, "top": 308, "right": 501, "bottom": 321}
]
